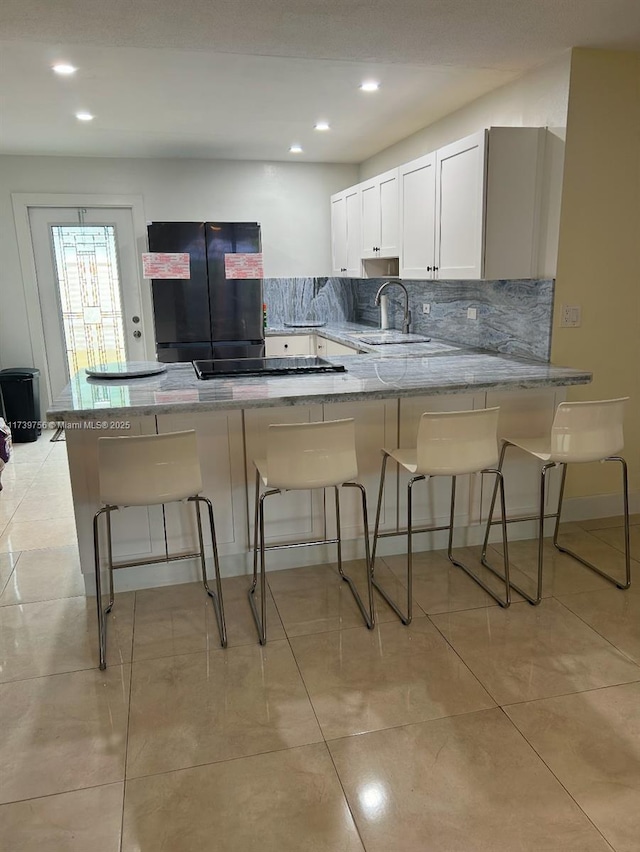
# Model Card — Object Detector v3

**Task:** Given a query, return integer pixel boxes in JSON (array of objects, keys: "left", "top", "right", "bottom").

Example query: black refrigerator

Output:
[{"left": 148, "top": 222, "right": 264, "bottom": 362}]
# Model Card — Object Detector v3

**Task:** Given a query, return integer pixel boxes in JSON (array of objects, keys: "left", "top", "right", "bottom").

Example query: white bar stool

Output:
[
  {"left": 94, "top": 430, "right": 227, "bottom": 669},
  {"left": 371, "top": 407, "right": 511, "bottom": 622},
  {"left": 482, "top": 397, "right": 631, "bottom": 604},
  {"left": 249, "top": 418, "right": 375, "bottom": 644}
]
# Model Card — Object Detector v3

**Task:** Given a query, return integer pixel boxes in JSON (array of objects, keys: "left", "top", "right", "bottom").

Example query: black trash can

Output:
[{"left": 0, "top": 368, "right": 41, "bottom": 443}]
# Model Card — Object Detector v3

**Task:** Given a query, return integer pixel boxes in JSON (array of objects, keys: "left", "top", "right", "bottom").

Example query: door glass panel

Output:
[{"left": 50, "top": 224, "right": 127, "bottom": 378}]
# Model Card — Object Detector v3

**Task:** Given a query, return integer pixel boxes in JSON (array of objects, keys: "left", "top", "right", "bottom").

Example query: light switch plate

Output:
[
  {"left": 467, "top": 307, "right": 477, "bottom": 320},
  {"left": 422, "top": 303, "right": 431, "bottom": 314},
  {"left": 560, "top": 304, "right": 582, "bottom": 327}
]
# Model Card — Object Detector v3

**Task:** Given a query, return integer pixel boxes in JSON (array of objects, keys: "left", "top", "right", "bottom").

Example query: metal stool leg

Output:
[
  {"left": 191, "top": 495, "right": 227, "bottom": 647},
  {"left": 248, "top": 486, "right": 280, "bottom": 644},
  {"left": 339, "top": 482, "right": 375, "bottom": 629},
  {"left": 447, "top": 473, "right": 512, "bottom": 608},
  {"left": 553, "top": 457, "right": 632, "bottom": 589},
  {"left": 93, "top": 506, "right": 114, "bottom": 671},
  {"left": 371, "top": 451, "right": 390, "bottom": 572}
]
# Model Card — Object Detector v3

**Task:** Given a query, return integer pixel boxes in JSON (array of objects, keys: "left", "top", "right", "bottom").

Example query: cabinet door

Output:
[
  {"left": 399, "top": 153, "right": 436, "bottom": 279},
  {"left": 436, "top": 130, "right": 487, "bottom": 279},
  {"left": 330, "top": 192, "right": 348, "bottom": 275},
  {"left": 322, "top": 339, "right": 360, "bottom": 355},
  {"left": 245, "top": 405, "right": 325, "bottom": 547},
  {"left": 66, "top": 417, "right": 166, "bottom": 579},
  {"left": 360, "top": 179, "right": 380, "bottom": 258},
  {"left": 481, "top": 389, "right": 561, "bottom": 524},
  {"left": 345, "top": 187, "right": 362, "bottom": 277},
  {"left": 323, "top": 399, "right": 398, "bottom": 539},
  {"left": 398, "top": 394, "right": 479, "bottom": 540},
  {"left": 265, "top": 336, "right": 312, "bottom": 357},
  {"left": 159, "top": 411, "right": 248, "bottom": 559},
  {"left": 378, "top": 168, "right": 399, "bottom": 257}
]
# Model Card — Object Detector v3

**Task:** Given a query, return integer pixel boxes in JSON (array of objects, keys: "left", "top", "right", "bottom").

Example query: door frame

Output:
[{"left": 11, "top": 193, "right": 152, "bottom": 410}]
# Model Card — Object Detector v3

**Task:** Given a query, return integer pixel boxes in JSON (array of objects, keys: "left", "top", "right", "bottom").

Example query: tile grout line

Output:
[
  {"left": 267, "top": 570, "right": 371, "bottom": 852},
  {"left": 552, "top": 593, "right": 640, "bottom": 668},
  {"left": 496, "top": 704, "right": 618, "bottom": 852},
  {"left": 120, "top": 589, "right": 137, "bottom": 852}
]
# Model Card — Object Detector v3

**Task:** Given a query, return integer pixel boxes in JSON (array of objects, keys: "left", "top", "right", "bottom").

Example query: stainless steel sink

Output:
[{"left": 356, "top": 331, "right": 431, "bottom": 345}]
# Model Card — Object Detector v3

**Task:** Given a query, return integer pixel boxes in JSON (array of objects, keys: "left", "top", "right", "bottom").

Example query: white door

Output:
[
  {"left": 399, "top": 153, "right": 437, "bottom": 279},
  {"left": 435, "top": 130, "right": 487, "bottom": 279},
  {"left": 360, "top": 179, "right": 380, "bottom": 258},
  {"left": 28, "top": 206, "right": 147, "bottom": 401}
]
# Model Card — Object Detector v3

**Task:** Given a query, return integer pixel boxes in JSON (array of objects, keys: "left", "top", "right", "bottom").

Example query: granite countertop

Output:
[{"left": 48, "top": 322, "right": 591, "bottom": 420}]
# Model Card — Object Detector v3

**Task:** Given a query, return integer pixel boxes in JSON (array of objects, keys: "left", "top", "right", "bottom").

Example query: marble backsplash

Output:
[{"left": 264, "top": 277, "right": 554, "bottom": 361}]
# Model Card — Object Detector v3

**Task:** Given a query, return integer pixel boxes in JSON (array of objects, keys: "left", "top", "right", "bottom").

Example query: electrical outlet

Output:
[
  {"left": 560, "top": 304, "right": 582, "bottom": 328},
  {"left": 422, "top": 303, "right": 431, "bottom": 315},
  {"left": 467, "top": 307, "right": 477, "bottom": 320}
]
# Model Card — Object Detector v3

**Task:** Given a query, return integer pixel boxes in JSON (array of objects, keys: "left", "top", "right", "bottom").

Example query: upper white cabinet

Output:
[
  {"left": 399, "top": 152, "right": 437, "bottom": 278},
  {"left": 436, "top": 130, "right": 488, "bottom": 279},
  {"left": 330, "top": 185, "right": 362, "bottom": 277},
  {"left": 360, "top": 167, "right": 399, "bottom": 259},
  {"left": 337, "top": 126, "right": 546, "bottom": 281}
]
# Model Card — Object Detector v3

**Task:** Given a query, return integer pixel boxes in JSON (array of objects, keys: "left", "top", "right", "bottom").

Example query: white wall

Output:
[
  {"left": 0, "top": 156, "right": 358, "bottom": 371},
  {"left": 359, "top": 51, "right": 571, "bottom": 277}
]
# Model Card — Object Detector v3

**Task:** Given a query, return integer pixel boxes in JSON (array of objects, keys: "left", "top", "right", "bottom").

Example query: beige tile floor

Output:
[{"left": 0, "top": 434, "right": 639, "bottom": 850}]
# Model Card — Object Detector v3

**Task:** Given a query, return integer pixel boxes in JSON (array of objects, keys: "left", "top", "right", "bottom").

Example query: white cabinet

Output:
[
  {"left": 244, "top": 405, "right": 325, "bottom": 547},
  {"left": 399, "top": 152, "right": 437, "bottom": 279},
  {"left": 317, "top": 337, "right": 360, "bottom": 356},
  {"left": 360, "top": 167, "right": 399, "bottom": 259},
  {"left": 330, "top": 186, "right": 362, "bottom": 277},
  {"left": 436, "top": 131, "right": 488, "bottom": 279},
  {"left": 397, "top": 394, "right": 481, "bottom": 536},
  {"left": 158, "top": 411, "right": 248, "bottom": 558},
  {"left": 343, "top": 126, "right": 546, "bottom": 281},
  {"left": 265, "top": 335, "right": 313, "bottom": 357}
]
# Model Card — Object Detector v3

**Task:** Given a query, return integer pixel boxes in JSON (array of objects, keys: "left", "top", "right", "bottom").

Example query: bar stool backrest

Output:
[
  {"left": 98, "top": 430, "right": 202, "bottom": 506},
  {"left": 550, "top": 397, "right": 628, "bottom": 463},
  {"left": 266, "top": 419, "right": 358, "bottom": 489},
  {"left": 416, "top": 407, "right": 500, "bottom": 475}
]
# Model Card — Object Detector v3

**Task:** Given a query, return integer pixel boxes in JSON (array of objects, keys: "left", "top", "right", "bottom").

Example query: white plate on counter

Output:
[{"left": 85, "top": 361, "right": 167, "bottom": 379}]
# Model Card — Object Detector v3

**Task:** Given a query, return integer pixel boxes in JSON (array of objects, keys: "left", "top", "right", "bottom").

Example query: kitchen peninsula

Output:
[{"left": 49, "top": 324, "right": 591, "bottom": 594}]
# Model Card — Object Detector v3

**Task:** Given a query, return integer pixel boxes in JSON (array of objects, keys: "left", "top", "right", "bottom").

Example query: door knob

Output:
[
  {"left": 132, "top": 315, "right": 140, "bottom": 324},
  {"left": 133, "top": 330, "right": 142, "bottom": 339}
]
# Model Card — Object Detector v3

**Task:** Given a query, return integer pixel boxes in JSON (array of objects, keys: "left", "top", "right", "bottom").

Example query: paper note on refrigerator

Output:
[
  {"left": 142, "top": 252, "right": 191, "bottom": 279},
  {"left": 224, "top": 253, "right": 264, "bottom": 279}
]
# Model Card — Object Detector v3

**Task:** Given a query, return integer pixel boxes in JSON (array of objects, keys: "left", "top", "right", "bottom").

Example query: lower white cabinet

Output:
[
  {"left": 244, "top": 405, "right": 326, "bottom": 547},
  {"left": 317, "top": 338, "right": 360, "bottom": 356},
  {"left": 265, "top": 335, "right": 313, "bottom": 357},
  {"left": 157, "top": 411, "right": 248, "bottom": 558},
  {"left": 398, "top": 394, "right": 481, "bottom": 536},
  {"left": 67, "top": 417, "right": 166, "bottom": 579},
  {"left": 481, "top": 389, "right": 563, "bottom": 522},
  {"left": 69, "top": 389, "right": 566, "bottom": 584},
  {"left": 323, "top": 399, "right": 399, "bottom": 540}
]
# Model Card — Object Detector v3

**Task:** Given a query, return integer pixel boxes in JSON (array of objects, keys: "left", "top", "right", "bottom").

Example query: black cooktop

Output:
[{"left": 193, "top": 356, "right": 347, "bottom": 379}]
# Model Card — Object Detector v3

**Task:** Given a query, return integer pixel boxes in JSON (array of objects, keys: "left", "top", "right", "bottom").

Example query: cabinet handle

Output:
[
  {"left": 426, "top": 266, "right": 432, "bottom": 272},
  {"left": 340, "top": 267, "right": 347, "bottom": 272},
  {"left": 284, "top": 343, "right": 288, "bottom": 349}
]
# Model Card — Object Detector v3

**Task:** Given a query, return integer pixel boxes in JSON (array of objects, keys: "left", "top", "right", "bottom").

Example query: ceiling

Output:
[{"left": 1, "top": 0, "right": 640, "bottom": 163}]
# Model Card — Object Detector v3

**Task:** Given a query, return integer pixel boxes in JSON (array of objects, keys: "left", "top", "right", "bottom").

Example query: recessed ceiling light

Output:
[
  {"left": 76, "top": 112, "right": 94, "bottom": 121},
  {"left": 360, "top": 81, "right": 380, "bottom": 92},
  {"left": 289, "top": 144, "right": 303, "bottom": 153},
  {"left": 314, "top": 122, "right": 330, "bottom": 131},
  {"left": 52, "top": 63, "right": 77, "bottom": 75}
]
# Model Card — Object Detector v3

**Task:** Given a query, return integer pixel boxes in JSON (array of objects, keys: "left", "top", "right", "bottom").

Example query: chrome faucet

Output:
[{"left": 374, "top": 280, "right": 411, "bottom": 334}]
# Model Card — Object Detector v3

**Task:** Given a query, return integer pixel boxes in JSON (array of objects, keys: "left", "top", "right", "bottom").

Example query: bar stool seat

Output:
[
  {"left": 482, "top": 397, "right": 631, "bottom": 604},
  {"left": 249, "top": 418, "right": 375, "bottom": 644},
  {"left": 372, "top": 407, "right": 512, "bottom": 624},
  {"left": 93, "top": 430, "right": 227, "bottom": 669}
]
